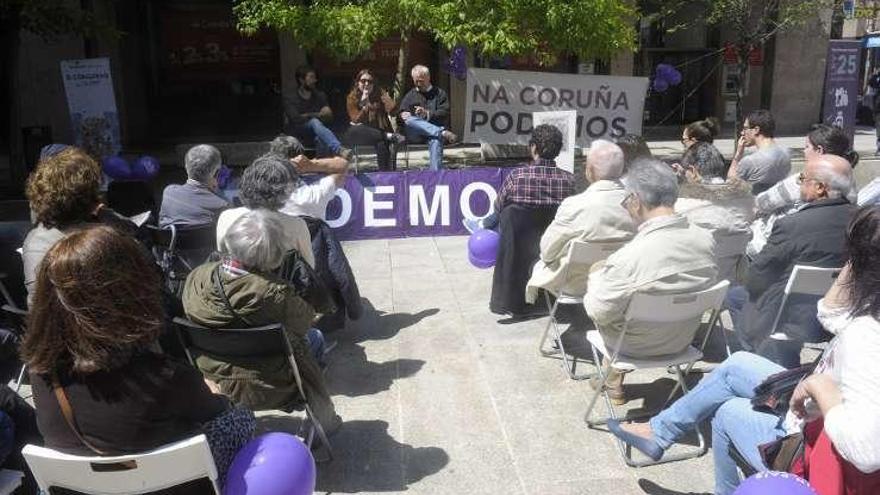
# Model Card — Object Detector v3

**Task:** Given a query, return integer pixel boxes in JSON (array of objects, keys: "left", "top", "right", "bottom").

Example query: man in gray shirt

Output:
[
  {"left": 158, "top": 144, "right": 229, "bottom": 227},
  {"left": 728, "top": 109, "right": 790, "bottom": 195}
]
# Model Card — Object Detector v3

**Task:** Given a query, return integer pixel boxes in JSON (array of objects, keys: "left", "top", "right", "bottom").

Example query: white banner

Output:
[
  {"left": 61, "top": 58, "right": 121, "bottom": 159},
  {"left": 533, "top": 110, "right": 576, "bottom": 173},
  {"left": 464, "top": 68, "right": 649, "bottom": 147}
]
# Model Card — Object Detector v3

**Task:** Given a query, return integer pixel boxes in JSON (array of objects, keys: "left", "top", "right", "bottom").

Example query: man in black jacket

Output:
[
  {"left": 398, "top": 64, "right": 458, "bottom": 171},
  {"left": 728, "top": 154, "right": 856, "bottom": 368}
]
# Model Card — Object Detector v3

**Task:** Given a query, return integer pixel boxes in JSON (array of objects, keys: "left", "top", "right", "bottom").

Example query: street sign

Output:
[{"left": 822, "top": 40, "right": 862, "bottom": 140}]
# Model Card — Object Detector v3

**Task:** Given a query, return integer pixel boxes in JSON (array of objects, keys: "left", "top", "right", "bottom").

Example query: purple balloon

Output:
[
  {"left": 468, "top": 228, "right": 499, "bottom": 269},
  {"left": 666, "top": 68, "right": 683, "bottom": 86},
  {"left": 652, "top": 78, "right": 669, "bottom": 93},
  {"left": 102, "top": 155, "right": 132, "bottom": 180},
  {"left": 734, "top": 471, "right": 817, "bottom": 495},
  {"left": 225, "top": 433, "right": 316, "bottom": 495},
  {"left": 216, "top": 165, "right": 233, "bottom": 190},
  {"left": 131, "top": 155, "right": 160, "bottom": 180}
]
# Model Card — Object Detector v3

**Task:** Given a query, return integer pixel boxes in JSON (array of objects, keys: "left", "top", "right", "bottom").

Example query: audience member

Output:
[
  {"left": 268, "top": 135, "right": 349, "bottom": 221},
  {"left": 675, "top": 142, "right": 753, "bottom": 281},
  {"left": 681, "top": 117, "right": 720, "bottom": 148},
  {"left": 727, "top": 155, "right": 855, "bottom": 368},
  {"left": 183, "top": 209, "right": 339, "bottom": 427},
  {"left": 615, "top": 133, "right": 652, "bottom": 169},
  {"left": 159, "top": 144, "right": 229, "bottom": 228},
  {"left": 607, "top": 206, "right": 880, "bottom": 495},
  {"left": 727, "top": 109, "right": 791, "bottom": 195},
  {"left": 22, "top": 147, "right": 140, "bottom": 305},
  {"left": 398, "top": 64, "right": 457, "bottom": 171},
  {"left": 858, "top": 176, "right": 880, "bottom": 207},
  {"left": 525, "top": 140, "right": 635, "bottom": 304},
  {"left": 464, "top": 124, "right": 574, "bottom": 233},
  {"left": 215, "top": 154, "right": 315, "bottom": 268},
  {"left": 283, "top": 65, "right": 351, "bottom": 160},
  {"left": 343, "top": 69, "right": 404, "bottom": 170},
  {"left": 23, "top": 225, "right": 254, "bottom": 480},
  {"left": 584, "top": 159, "right": 717, "bottom": 404}
]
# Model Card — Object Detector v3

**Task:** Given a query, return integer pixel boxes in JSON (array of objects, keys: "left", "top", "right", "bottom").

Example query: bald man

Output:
[
  {"left": 728, "top": 154, "right": 856, "bottom": 367},
  {"left": 525, "top": 140, "right": 636, "bottom": 304}
]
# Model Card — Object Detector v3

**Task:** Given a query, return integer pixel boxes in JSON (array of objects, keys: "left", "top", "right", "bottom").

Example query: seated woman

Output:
[
  {"left": 343, "top": 69, "right": 403, "bottom": 171},
  {"left": 607, "top": 206, "right": 880, "bottom": 495},
  {"left": 183, "top": 209, "right": 339, "bottom": 428},
  {"left": 23, "top": 225, "right": 254, "bottom": 481},
  {"left": 680, "top": 117, "right": 720, "bottom": 149},
  {"left": 675, "top": 142, "right": 754, "bottom": 280}
]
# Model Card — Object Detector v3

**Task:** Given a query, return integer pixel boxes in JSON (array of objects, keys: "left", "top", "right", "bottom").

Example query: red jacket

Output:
[{"left": 791, "top": 420, "right": 880, "bottom": 495}]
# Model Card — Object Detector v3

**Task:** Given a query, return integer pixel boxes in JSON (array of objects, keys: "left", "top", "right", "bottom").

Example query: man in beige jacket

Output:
[
  {"left": 525, "top": 140, "right": 636, "bottom": 304},
  {"left": 584, "top": 158, "right": 717, "bottom": 404}
]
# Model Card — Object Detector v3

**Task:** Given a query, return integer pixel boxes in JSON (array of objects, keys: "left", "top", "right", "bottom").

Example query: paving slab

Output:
[{"left": 317, "top": 237, "right": 716, "bottom": 495}]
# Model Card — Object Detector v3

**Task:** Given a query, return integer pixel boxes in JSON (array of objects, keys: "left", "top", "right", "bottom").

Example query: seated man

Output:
[
  {"left": 584, "top": 159, "right": 717, "bottom": 404},
  {"left": 159, "top": 144, "right": 229, "bottom": 228},
  {"left": 398, "top": 64, "right": 457, "bottom": 171},
  {"left": 269, "top": 135, "right": 350, "bottom": 221},
  {"left": 525, "top": 139, "right": 635, "bottom": 304},
  {"left": 283, "top": 65, "right": 351, "bottom": 160},
  {"left": 727, "top": 155, "right": 856, "bottom": 368},
  {"left": 727, "top": 109, "right": 791, "bottom": 195}
]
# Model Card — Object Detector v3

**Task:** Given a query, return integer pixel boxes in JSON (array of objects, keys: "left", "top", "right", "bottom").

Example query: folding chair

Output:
[
  {"left": 171, "top": 317, "right": 334, "bottom": 461},
  {"left": 146, "top": 224, "right": 217, "bottom": 296},
  {"left": 0, "top": 274, "right": 19, "bottom": 312},
  {"left": 23, "top": 434, "right": 220, "bottom": 494},
  {"left": 767, "top": 265, "right": 841, "bottom": 342},
  {"left": 537, "top": 240, "right": 625, "bottom": 379},
  {"left": 0, "top": 305, "right": 27, "bottom": 393},
  {"left": 584, "top": 280, "right": 729, "bottom": 467}
]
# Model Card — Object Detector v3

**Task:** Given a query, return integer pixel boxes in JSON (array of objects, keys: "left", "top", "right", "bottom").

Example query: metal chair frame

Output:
[
  {"left": 768, "top": 265, "right": 841, "bottom": 341},
  {"left": 584, "top": 280, "right": 729, "bottom": 467},
  {"left": 537, "top": 240, "right": 625, "bottom": 380},
  {"left": 0, "top": 305, "right": 28, "bottom": 393}
]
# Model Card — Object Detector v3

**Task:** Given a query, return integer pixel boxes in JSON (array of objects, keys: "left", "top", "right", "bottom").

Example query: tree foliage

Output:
[{"left": 0, "top": 0, "right": 112, "bottom": 39}]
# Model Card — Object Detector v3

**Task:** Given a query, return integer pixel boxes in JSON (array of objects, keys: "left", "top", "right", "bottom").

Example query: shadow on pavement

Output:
[{"left": 638, "top": 478, "right": 711, "bottom": 495}]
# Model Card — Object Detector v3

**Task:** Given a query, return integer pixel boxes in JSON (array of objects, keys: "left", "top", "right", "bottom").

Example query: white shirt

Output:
[
  {"left": 280, "top": 176, "right": 337, "bottom": 221},
  {"left": 215, "top": 207, "right": 315, "bottom": 268}
]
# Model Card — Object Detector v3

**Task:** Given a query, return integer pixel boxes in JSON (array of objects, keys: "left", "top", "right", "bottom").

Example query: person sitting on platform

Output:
[
  {"left": 159, "top": 144, "right": 229, "bottom": 228},
  {"left": 525, "top": 139, "right": 635, "bottom": 304},
  {"left": 726, "top": 154, "right": 856, "bottom": 368},
  {"left": 269, "top": 135, "right": 349, "bottom": 221},
  {"left": 343, "top": 69, "right": 405, "bottom": 171},
  {"left": 727, "top": 109, "right": 791, "bottom": 195},
  {"left": 584, "top": 159, "right": 717, "bottom": 405},
  {"left": 283, "top": 65, "right": 352, "bottom": 160},
  {"left": 464, "top": 124, "right": 574, "bottom": 233},
  {"left": 215, "top": 154, "right": 315, "bottom": 268},
  {"left": 397, "top": 64, "right": 457, "bottom": 171}
]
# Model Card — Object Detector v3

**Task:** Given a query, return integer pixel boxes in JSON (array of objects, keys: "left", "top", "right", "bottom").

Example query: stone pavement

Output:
[{"left": 314, "top": 236, "right": 720, "bottom": 495}]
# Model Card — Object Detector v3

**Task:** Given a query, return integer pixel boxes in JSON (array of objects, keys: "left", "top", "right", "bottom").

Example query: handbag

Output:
[
  {"left": 759, "top": 432, "right": 806, "bottom": 472},
  {"left": 278, "top": 249, "right": 336, "bottom": 315},
  {"left": 751, "top": 355, "right": 821, "bottom": 416}
]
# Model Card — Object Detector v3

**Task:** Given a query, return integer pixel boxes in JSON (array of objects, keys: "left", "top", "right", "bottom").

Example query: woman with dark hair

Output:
[
  {"left": 681, "top": 117, "right": 720, "bottom": 148},
  {"left": 23, "top": 225, "right": 254, "bottom": 482},
  {"left": 342, "top": 69, "right": 403, "bottom": 170},
  {"left": 806, "top": 124, "right": 859, "bottom": 167},
  {"left": 607, "top": 206, "right": 880, "bottom": 495},
  {"left": 615, "top": 133, "right": 652, "bottom": 169}
]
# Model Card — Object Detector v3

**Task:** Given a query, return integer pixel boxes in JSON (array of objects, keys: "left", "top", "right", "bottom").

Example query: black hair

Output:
[
  {"left": 684, "top": 117, "right": 720, "bottom": 144},
  {"left": 295, "top": 65, "right": 316, "bottom": 86},
  {"left": 808, "top": 124, "right": 859, "bottom": 168},
  {"left": 680, "top": 142, "right": 728, "bottom": 179},
  {"left": 615, "top": 133, "right": 652, "bottom": 168},
  {"left": 745, "top": 109, "right": 775, "bottom": 137},
  {"left": 529, "top": 124, "right": 564, "bottom": 160},
  {"left": 845, "top": 206, "right": 880, "bottom": 319}
]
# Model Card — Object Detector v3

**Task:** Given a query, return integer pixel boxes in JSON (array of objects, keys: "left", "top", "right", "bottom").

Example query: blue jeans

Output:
[
  {"left": 725, "top": 285, "right": 807, "bottom": 369},
  {"left": 305, "top": 327, "right": 326, "bottom": 367},
  {"left": 725, "top": 285, "right": 750, "bottom": 351},
  {"left": 649, "top": 352, "right": 786, "bottom": 495},
  {"left": 299, "top": 118, "right": 342, "bottom": 156},
  {"left": 403, "top": 117, "right": 444, "bottom": 171}
]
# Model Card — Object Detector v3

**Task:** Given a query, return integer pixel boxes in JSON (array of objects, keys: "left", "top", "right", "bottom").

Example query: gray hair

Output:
[
  {"left": 813, "top": 160, "right": 854, "bottom": 199},
  {"left": 268, "top": 135, "right": 304, "bottom": 159},
  {"left": 411, "top": 64, "right": 430, "bottom": 78},
  {"left": 184, "top": 144, "right": 222, "bottom": 183},
  {"left": 587, "top": 140, "right": 624, "bottom": 180},
  {"left": 223, "top": 209, "right": 287, "bottom": 272},
  {"left": 622, "top": 158, "right": 679, "bottom": 208},
  {"left": 239, "top": 154, "right": 294, "bottom": 210}
]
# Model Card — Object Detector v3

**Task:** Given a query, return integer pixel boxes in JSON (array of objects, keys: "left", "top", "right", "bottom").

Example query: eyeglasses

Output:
[
  {"left": 359, "top": 78, "right": 374, "bottom": 83},
  {"left": 796, "top": 172, "right": 823, "bottom": 186},
  {"left": 620, "top": 191, "right": 637, "bottom": 208}
]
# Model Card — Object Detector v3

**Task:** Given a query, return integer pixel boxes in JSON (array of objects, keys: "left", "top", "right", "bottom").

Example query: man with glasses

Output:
[
  {"left": 726, "top": 154, "right": 855, "bottom": 368},
  {"left": 727, "top": 109, "right": 791, "bottom": 195}
]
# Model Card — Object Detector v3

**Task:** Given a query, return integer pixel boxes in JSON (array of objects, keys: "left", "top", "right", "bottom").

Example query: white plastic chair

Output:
[
  {"left": 584, "top": 280, "right": 729, "bottom": 467},
  {"left": 767, "top": 265, "right": 841, "bottom": 341},
  {"left": 537, "top": 240, "right": 625, "bottom": 379},
  {"left": 22, "top": 434, "right": 220, "bottom": 494}
]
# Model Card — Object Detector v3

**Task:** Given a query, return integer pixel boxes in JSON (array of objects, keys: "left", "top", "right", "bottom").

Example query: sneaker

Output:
[
  {"left": 441, "top": 130, "right": 459, "bottom": 145},
  {"left": 462, "top": 218, "right": 483, "bottom": 233},
  {"left": 338, "top": 147, "right": 354, "bottom": 161}
]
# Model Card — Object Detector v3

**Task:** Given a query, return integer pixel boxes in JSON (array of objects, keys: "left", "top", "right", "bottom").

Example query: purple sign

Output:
[
  {"left": 822, "top": 40, "right": 862, "bottom": 140},
  {"left": 322, "top": 167, "right": 510, "bottom": 240}
]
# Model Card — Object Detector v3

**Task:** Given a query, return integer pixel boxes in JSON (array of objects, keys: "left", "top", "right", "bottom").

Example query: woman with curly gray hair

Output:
[{"left": 215, "top": 153, "right": 315, "bottom": 267}]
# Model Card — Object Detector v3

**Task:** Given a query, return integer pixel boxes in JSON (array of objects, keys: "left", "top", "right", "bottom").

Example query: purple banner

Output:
[
  {"left": 822, "top": 40, "right": 861, "bottom": 140},
  {"left": 323, "top": 167, "right": 509, "bottom": 240}
]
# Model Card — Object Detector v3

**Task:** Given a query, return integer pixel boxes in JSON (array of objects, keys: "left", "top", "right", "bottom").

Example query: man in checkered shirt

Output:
[{"left": 464, "top": 124, "right": 575, "bottom": 232}]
